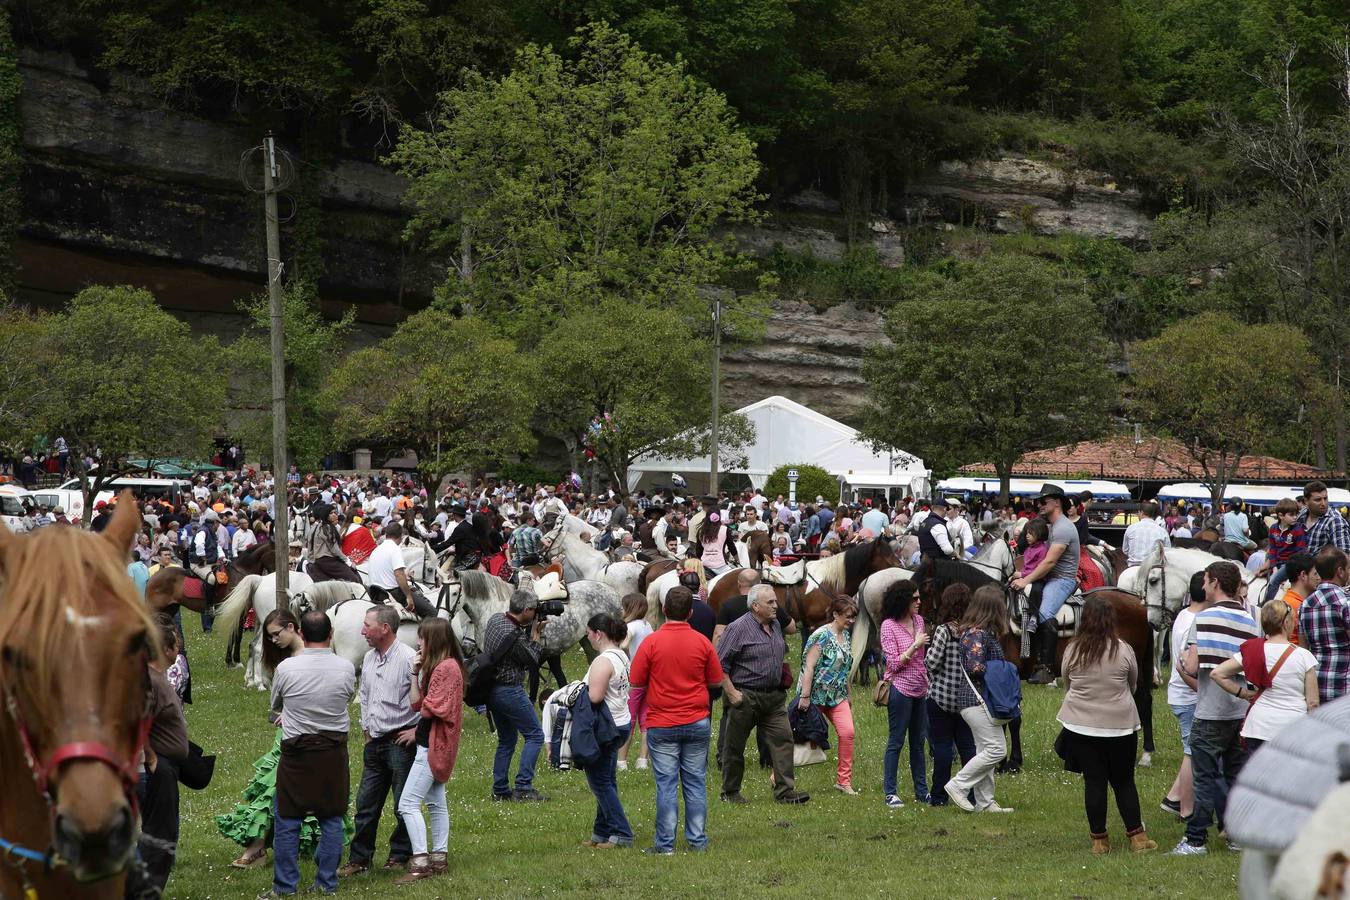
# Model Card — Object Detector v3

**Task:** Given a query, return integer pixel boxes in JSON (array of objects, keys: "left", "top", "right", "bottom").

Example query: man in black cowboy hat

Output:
[
  {"left": 916, "top": 497, "right": 958, "bottom": 562},
  {"left": 1010, "top": 483, "right": 1081, "bottom": 684}
]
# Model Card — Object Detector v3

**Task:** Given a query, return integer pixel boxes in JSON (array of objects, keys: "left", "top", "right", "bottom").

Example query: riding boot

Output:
[{"left": 1027, "top": 625, "right": 1055, "bottom": 685}]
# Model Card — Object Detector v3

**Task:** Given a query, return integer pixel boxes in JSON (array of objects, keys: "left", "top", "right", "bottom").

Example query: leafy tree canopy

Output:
[
  {"left": 390, "top": 21, "right": 768, "bottom": 344},
  {"left": 861, "top": 255, "right": 1115, "bottom": 500},
  {"left": 323, "top": 310, "right": 535, "bottom": 491},
  {"left": 761, "top": 463, "right": 839, "bottom": 507}
]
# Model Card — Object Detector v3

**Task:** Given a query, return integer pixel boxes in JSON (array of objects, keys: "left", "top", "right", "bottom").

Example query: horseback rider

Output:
[
  {"left": 1010, "top": 483, "right": 1081, "bottom": 685},
  {"left": 365, "top": 521, "right": 437, "bottom": 617},
  {"left": 916, "top": 497, "right": 958, "bottom": 562},
  {"left": 190, "top": 508, "right": 225, "bottom": 603}
]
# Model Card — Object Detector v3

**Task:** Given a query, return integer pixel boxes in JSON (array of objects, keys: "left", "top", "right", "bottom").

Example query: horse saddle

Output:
[
  {"left": 761, "top": 560, "right": 806, "bottom": 585},
  {"left": 181, "top": 576, "right": 207, "bottom": 602},
  {"left": 1009, "top": 587, "right": 1083, "bottom": 636}
]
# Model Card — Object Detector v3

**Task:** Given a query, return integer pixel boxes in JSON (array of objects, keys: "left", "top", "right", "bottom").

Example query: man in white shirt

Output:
[
  {"left": 365, "top": 523, "right": 434, "bottom": 617},
  {"left": 945, "top": 504, "right": 976, "bottom": 556},
  {"left": 368, "top": 488, "right": 393, "bottom": 522},
  {"left": 1122, "top": 501, "right": 1172, "bottom": 567}
]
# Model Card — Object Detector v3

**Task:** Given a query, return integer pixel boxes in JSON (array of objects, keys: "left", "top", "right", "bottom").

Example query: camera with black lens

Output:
[{"left": 536, "top": 599, "right": 566, "bottom": 618}]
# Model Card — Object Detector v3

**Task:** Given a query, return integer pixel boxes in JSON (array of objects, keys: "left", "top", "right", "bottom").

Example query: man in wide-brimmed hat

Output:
[
  {"left": 1010, "top": 483, "right": 1081, "bottom": 684},
  {"left": 916, "top": 496, "right": 957, "bottom": 562}
]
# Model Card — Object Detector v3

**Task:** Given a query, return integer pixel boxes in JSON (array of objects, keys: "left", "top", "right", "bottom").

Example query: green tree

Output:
[
  {"left": 389, "top": 22, "right": 768, "bottom": 345},
  {"left": 861, "top": 256, "right": 1115, "bottom": 502},
  {"left": 761, "top": 463, "right": 838, "bottom": 506},
  {"left": 533, "top": 300, "right": 754, "bottom": 494},
  {"left": 323, "top": 310, "right": 535, "bottom": 492},
  {"left": 0, "top": 303, "right": 53, "bottom": 448},
  {"left": 1132, "top": 312, "right": 1319, "bottom": 507},
  {"left": 230, "top": 282, "right": 353, "bottom": 470},
  {"left": 37, "top": 286, "right": 226, "bottom": 518}
]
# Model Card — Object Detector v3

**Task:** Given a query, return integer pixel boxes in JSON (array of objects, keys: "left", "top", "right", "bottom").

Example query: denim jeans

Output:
[
  {"left": 1038, "top": 576, "right": 1078, "bottom": 624},
  {"left": 1186, "top": 717, "right": 1247, "bottom": 846},
  {"left": 396, "top": 745, "right": 449, "bottom": 855},
  {"left": 348, "top": 737, "right": 414, "bottom": 866},
  {"left": 273, "top": 798, "right": 344, "bottom": 895},
  {"left": 585, "top": 723, "right": 633, "bottom": 845},
  {"left": 883, "top": 687, "right": 929, "bottom": 800},
  {"left": 927, "top": 698, "right": 975, "bottom": 805},
  {"left": 487, "top": 683, "right": 543, "bottom": 796},
  {"left": 1169, "top": 703, "right": 1196, "bottom": 756},
  {"left": 647, "top": 718, "right": 711, "bottom": 852},
  {"left": 1262, "top": 565, "right": 1286, "bottom": 604}
]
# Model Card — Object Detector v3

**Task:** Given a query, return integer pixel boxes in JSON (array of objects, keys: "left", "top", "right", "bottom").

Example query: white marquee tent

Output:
[{"left": 626, "top": 395, "right": 930, "bottom": 496}]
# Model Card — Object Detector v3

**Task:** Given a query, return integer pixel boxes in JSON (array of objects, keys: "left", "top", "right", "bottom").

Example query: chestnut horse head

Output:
[{"left": 0, "top": 493, "right": 158, "bottom": 892}]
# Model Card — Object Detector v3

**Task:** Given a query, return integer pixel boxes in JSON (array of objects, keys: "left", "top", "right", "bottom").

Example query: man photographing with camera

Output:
[{"left": 481, "top": 589, "right": 550, "bottom": 802}]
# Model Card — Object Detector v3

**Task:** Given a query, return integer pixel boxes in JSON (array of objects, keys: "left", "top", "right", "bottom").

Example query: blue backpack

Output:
[{"left": 981, "top": 658, "right": 1022, "bottom": 721}]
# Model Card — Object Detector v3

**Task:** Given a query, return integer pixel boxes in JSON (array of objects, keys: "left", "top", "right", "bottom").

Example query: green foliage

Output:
[
  {"left": 761, "top": 463, "right": 838, "bottom": 506},
  {"left": 1132, "top": 312, "right": 1321, "bottom": 502},
  {"left": 37, "top": 285, "right": 226, "bottom": 507},
  {"left": 862, "top": 255, "right": 1115, "bottom": 499},
  {"left": 323, "top": 310, "right": 535, "bottom": 491},
  {"left": 231, "top": 282, "right": 353, "bottom": 470},
  {"left": 390, "top": 22, "right": 767, "bottom": 345},
  {"left": 532, "top": 299, "right": 754, "bottom": 492},
  {"left": 0, "top": 6, "right": 20, "bottom": 297},
  {"left": 0, "top": 303, "right": 51, "bottom": 446},
  {"left": 493, "top": 461, "right": 561, "bottom": 489}
]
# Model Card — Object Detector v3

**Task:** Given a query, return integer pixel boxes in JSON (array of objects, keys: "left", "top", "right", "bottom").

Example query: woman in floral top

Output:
[
  {"left": 797, "top": 596, "right": 859, "bottom": 794},
  {"left": 880, "top": 579, "right": 928, "bottom": 808}
]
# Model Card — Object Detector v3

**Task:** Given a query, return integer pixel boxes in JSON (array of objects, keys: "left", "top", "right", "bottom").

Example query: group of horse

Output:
[{"left": 0, "top": 495, "right": 1280, "bottom": 898}]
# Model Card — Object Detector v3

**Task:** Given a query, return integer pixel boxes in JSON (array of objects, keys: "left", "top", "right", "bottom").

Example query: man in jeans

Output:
[
  {"left": 718, "top": 584, "right": 810, "bottom": 805},
  {"left": 629, "top": 586, "right": 732, "bottom": 855},
  {"left": 1010, "top": 484, "right": 1081, "bottom": 685},
  {"left": 264, "top": 611, "right": 355, "bottom": 899},
  {"left": 339, "top": 605, "right": 420, "bottom": 877},
  {"left": 1170, "top": 561, "right": 1258, "bottom": 856},
  {"left": 481, "top": 589, "right": 548, "bottom": 802}
]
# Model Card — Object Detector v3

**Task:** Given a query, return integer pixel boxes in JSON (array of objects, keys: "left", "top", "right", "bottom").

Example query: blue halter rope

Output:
[{"left": 0, "top": 834, "right": 51, "bottom": 866}]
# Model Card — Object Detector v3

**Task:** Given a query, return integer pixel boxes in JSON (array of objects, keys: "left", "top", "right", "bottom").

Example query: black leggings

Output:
[{"left": 1072, "top": 730, "right": 1142, "bottom": 834}]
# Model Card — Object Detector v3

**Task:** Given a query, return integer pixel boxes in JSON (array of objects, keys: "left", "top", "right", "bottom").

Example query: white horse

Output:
[
  {"left": 542, "top": 529, "right": 643, "bottom": 597},
  {"left": 850, "top": 567, "right": 916, "bottom": 678},
  {"left": 1125, "top": 542, "right": 1266, "bottom": 677},
  {"left": 964, "top": 539, "right": 1015, "bottom": 582},
  {"left": 352, "top": 533, "right": 443, "bottom": 594},
  {"left": 643, "top": 567, "right": 741, "bottom": 627},
  {"left": 214, "top": 570, "right": 315, "bottom": 690}
]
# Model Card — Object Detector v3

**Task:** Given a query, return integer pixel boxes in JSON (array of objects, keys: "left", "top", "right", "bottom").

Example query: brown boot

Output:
[
  {"left": 1128, "top": 827, "right": 1158, "bottom": 852},
  {"left": 1091, "top": 832, "right": 1110, "bottom": 855},
  {"left": 429, "top": 852, "right": 447, "bottom": 874},
  {"left": 395, "top": 854, "right": 434, "bottom": 886}
]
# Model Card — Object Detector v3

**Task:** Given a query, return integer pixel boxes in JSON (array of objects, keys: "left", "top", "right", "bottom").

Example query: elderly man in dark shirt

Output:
[{"left": 717, "top": 584, "right": 809, "bottom": 805}]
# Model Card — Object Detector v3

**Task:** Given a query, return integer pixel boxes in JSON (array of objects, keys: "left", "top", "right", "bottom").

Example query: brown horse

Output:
[
  {"left": 707, "top": 539, "right": 902, "bottom": 640},
  {"left": 145, "top": 539, "right": 276, "bottom": 617},
  {"left": 0, "top": 493, "right": 159, "bottom": 896}
]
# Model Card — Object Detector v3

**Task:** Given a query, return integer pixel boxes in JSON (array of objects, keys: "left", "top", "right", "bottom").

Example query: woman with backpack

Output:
[
  {"left": 580, "top": 613, "right": 634, "bottom": 849},
  {"left": 940, "top": 585, "right": 1013, "bottom": 813},
  {"left": 1054, "top": 594, "right": 1157, "bottom": 854},
  {"left": 395, "top": 617, "right": 465, "bottom": 884}
]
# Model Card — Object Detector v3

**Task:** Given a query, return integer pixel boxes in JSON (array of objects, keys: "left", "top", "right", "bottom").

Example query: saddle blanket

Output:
[{"left": 760, "top": 560, "right": 806, "bottom": 585}]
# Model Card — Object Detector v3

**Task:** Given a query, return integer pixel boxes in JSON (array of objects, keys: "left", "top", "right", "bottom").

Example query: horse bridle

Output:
[{"left": 1139, "top": 540, "right": 1175, "bottom": 631}]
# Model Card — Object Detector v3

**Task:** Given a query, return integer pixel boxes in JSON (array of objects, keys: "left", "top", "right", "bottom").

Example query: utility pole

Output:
[
  {"left": 263, "top": 132, "right": 289, "bottom": 595},
  {"left": 709, "top": 297, "right": 721, "bottom": 495}
]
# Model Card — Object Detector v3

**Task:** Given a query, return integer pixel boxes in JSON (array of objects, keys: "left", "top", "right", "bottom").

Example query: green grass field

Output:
[{"left": 170, "top": 621, "right": 1237, "bottom": 899}]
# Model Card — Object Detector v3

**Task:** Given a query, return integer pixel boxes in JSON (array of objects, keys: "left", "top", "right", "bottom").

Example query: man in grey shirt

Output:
[
  {"left": 267, "top": 610, "right": 355, "bottom": 898},
  {"left": 1010, "top": 483, "right": 1081, "bottom": 684}
]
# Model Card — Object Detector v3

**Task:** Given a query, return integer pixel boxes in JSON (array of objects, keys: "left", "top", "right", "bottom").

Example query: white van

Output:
[
  {"left": 49, "top": 477, "right": 192, "bottom": 522},
  {"left": 0, "top": 485, "right": 33, "bottom": 533}
]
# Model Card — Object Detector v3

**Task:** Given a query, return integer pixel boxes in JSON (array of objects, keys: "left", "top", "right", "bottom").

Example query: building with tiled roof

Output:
[{"left": 959, "top": 433, "right": 1334, "bottom": 483}]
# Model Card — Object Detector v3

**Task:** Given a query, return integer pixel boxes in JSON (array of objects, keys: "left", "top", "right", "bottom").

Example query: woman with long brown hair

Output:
[
  {"left": 396, "top": 617, "right": 465, "bottom": 884},
  {"left": 924, "top": 583, "right": 977, "bottom": 806},
  {"left": 217, "top": 610, "right": 354, "bottom": 868},
  {"left": 942, "top": 585, "right": 1013, "bottom": 813},
  {"left": 1055, "top": 594, "right": 1157, "bottom": 854}
]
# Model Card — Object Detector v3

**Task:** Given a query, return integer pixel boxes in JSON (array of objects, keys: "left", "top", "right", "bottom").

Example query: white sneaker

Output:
[
  {"left": 980, "top": 803, "right": 1015, "bottom": 813},
  {"left": 617, "top": 760, "right": 628, "bottom": 771},
  {"left": 1169, "top": 839, "right": 1207, "bottom": 856},
  {"left": 945, "top": 782, "right": 975, "bottom": 812},
  {"left": 635, "top": 758, "right": 648, "bottom": 771}
]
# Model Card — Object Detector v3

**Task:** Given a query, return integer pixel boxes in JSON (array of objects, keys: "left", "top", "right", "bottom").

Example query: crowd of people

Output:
[{"left": 8, "top": 461, "right": 1348, "bottom": 895}]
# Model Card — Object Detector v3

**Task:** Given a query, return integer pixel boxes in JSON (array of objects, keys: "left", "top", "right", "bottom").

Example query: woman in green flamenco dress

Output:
[{"left": 216, "top": 608, "right": 355, "bottom": 868}]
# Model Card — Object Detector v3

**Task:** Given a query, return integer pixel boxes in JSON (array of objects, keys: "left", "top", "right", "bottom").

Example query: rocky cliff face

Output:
[{"left": 13, "top": 49, "right": 1155, "bottom": 425}]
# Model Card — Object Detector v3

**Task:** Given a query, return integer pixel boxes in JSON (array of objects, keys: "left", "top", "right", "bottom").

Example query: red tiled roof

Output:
[{"left": 959, "top": 434, "right": 1334, "bottom": 482}]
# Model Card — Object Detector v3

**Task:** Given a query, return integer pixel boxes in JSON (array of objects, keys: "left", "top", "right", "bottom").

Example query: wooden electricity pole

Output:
[{"left": 263, "top": 133, "right": 289, "bottom": 595}]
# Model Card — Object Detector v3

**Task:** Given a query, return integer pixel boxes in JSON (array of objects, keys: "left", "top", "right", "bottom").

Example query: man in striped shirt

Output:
[{"left": 1171, "top": 561, "right": 1258, "bottom": 856}]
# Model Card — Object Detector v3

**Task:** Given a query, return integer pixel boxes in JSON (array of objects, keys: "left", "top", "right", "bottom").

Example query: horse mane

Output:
[
  {"left": 458, "top": 569, "right": 513, "bottom": 606},
  {"left": 924, "top": 556, "right": 1000, "bottom": 593},
  {"left": 0, "top": 523, "right": 159, "bottom": 699},
  {"left": 807, "top": 540, "right": 875, "bottom": 593},
  {"left": 297, "top": 580, "right": 365, "bottom": 614}
]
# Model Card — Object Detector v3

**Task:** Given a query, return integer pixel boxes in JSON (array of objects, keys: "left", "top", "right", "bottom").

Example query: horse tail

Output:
[
  {"left": 216, "top": 573, "right": 263, "bottom": 633},
  {"left": 849, "top": 582, "right": 872, "bottom": 680}
]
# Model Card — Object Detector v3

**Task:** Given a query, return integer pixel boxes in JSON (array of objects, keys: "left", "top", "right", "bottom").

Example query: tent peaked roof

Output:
[{"left": 628, "top": 395, "right": 927, "bottom": 491}]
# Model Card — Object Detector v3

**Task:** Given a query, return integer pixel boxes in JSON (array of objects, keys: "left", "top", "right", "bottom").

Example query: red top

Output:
[
  {"left": 342, "top": 524, "right": 378, "bottom": 565},
  {"left": 411, "top": 659, "right": 464, "bottom": 783},
  {"left": 629, "top": 621, "right": 724, "bottom": 729}
]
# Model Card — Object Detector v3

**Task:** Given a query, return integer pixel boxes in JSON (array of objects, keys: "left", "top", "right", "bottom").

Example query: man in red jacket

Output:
[{"left": 630, "top": 587, "right": 734, "bottom": 855}]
